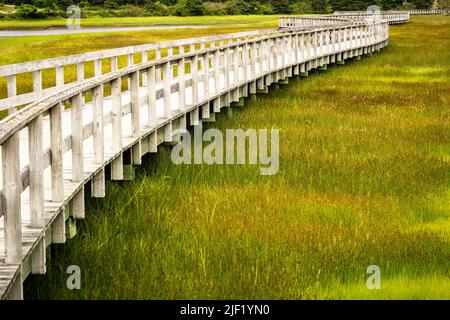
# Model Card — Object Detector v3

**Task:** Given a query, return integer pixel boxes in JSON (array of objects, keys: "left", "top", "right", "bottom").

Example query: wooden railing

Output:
[
  {"left": 0, "top": 17, "right": 390, "bottom": 299},
  {"left": 332, "top": 11, "right": 411, "bottom": 24},
  {"left": 408, "top": 9, "right": 449, "bottom": 15},
  {"left": 0, "top": 29, "right": 279, "bottom": 114}
]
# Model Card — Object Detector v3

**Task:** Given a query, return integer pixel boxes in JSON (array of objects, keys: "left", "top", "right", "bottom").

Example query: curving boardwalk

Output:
[{"left": 0, "top": 12, "right": 409, "bottom": 299}]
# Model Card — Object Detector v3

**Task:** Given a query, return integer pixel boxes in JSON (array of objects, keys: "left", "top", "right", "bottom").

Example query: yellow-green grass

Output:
[
  {"left": 21, "top": 16, "right": 450, "bottom": 299},
  {"left": 0, "top": 15, "right": 279, "bottom": 30}
]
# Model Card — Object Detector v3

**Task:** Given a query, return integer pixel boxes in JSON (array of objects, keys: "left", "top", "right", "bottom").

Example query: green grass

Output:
[
  {"left": 23, "top": 16, "right": 450, "bottom": 300},
  {"left": 0, "top": 15, "right": 279, "bottom": 30}
]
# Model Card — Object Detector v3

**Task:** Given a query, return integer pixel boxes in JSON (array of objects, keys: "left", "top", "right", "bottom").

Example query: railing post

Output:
[
  {"left": 147, "top": 66, "right": 156, "bottom": 126},
  {"left": 92, "top": 85, "right": 105, "bottom": 198},
  {"left": 192, "top": 55, "right": 199, "bottom": 105},
  {"left": 7, "top": 75, "right": 16, "bottom": 115},
  {"left": 50, "top": 103, "right": 64, "bottom": 202},
  {"left": 28, "top": 115, "right": 44, "bottom": 228},
  {"left": 111, "top": 77, "right": 123, "bottom": 181},
  {"left": 33, "top": 70, "right": 42, "bottom": 95},
  {"left": 163, "top": 61, "right": 172, "bottom": 119},
  {"left": 56, "top": 66, "right": 64, "bottom": 87},
  {"left": 130, "top": 71, "right": 141, "bottom": 165},
  {"left": 178, "top": 57, "right": 186, "bottom": 111},
  {"left": 71, "top": 93, "right": 83, "bottom": 182},
  {"left": 206, "top": 52, "right": 211, "bottom": 100},
  {"left": 2, "top": 132, "right": 22, "bottom": 264}
]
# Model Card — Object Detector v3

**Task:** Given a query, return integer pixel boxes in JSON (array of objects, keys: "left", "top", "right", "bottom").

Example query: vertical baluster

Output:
[
  {"left": 56, "top": 66, "right": 64, "bottom": 87},
  {"left": 7, "top": 75, "right": 16, "bottom": 115},
  {"left": 94, "top": 59, "right": 102, "bottom": 77},
  {"left": 2, "top": 133, "right": 22, "bottom": 264},
  {"left": 33, "top": 70, "right": 42, "bottom": 95},
  {"left": 50, "top": 103, "right": 64, "bottom": 202},
  {"left": 77, "top": 63, "right": 84, "bottom": 81},
  {"left": 141, "top": 51, "right": 148, "bottom": 86}
]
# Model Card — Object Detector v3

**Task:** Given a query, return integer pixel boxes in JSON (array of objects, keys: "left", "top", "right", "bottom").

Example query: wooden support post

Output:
[
  {"left": 92, "top": 85, "right": 105, "bottom": 198},
  {"left": 50, "top": 103, "right": 64, "bottom": 203},
  {"left": 56, "top": 66, "right": 64, "bottom": 87},
  {"left": 71, "top": 187, "right": 85, "bottom": 219},
  {"left": 33, "top": 70, "right": 42, "bottom": 94},
  {"left": 178, "top": 58, "right": 185, "bottom": 111},
  {"left": 7, "top": 75, "right": 17, "bottom": 115},
  {"left": 31, "top": 236, "right": 46, "bottom": 275},
  {"left": 130, "top": 71, "right": 141, "bottom": 165},
  {"left": 163, "top": 61, "right": 172, "bottom": 118},
  {"left": 192, "top": 56, "right": 199, "bottom": 105},
  {"left": 28, "top": 115, "right": 44, "bottom": 228},
  {"left": 2, "top": 133, "right": 22, "bottom": 264},
  {"left": 147, "top": 66, "right": 156, "bottom": 127},
  {"left": 71, "top": 93, "right": 83, "bottom": 182},
  {"left": 111, "top": 77, "right": 123, "bottom": 181},
  {"left": 52, "top": 208, "right": 65, "bottom": 244}
]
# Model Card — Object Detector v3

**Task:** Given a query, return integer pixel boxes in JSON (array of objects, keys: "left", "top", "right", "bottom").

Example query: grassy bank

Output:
[
  {"left": 0, "top": 15, "right": 279, "bottom": 29},
  {"left": 23, "top": 16, "right": 450, "bottom": 299}
]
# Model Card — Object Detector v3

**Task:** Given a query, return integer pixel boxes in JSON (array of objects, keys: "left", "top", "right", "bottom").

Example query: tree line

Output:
[{"left": 1, "top": 0, "right": 448, "bottom": 19}]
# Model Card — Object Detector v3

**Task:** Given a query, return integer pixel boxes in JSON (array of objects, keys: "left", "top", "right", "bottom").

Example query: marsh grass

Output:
[{"left": 23, "top": 16, "right": 450, "bottom": 299}]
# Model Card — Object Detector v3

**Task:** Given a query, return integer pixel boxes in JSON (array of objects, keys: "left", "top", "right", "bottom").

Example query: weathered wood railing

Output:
[
  {"left": 0, "top": 16, "right": 390, "bottom": 299},
  {"left": 407, "top": 9, "right": 449, "bottom": 15},
  {"left": 0, "top": 29, "right": 280, "bottom": 114},
  {"left": 332, "top": 11, "right": 410, "bottom": 24}
]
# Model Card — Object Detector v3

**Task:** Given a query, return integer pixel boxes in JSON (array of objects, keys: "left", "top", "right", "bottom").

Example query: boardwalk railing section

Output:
[
  {"left": 334, "top": 9, "right": 449, "bottom": 16},
  {"left": 0, "top": 14, "right": 393, "bottom": 299},
  {"left": 0, "top": 29, "right": 279, "bottom": 114}
]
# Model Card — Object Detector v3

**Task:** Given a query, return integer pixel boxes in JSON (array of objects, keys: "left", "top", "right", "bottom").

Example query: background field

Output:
[
  {"left": 18, "top": 16, "right": 450, "bottom": 299},
  {"left": 0, "top": 15, "right": 279, "bottom": 29}
]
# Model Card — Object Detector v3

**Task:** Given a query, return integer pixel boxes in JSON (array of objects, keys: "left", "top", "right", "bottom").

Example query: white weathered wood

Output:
[
  {"left": 147, "top": 66, "right": 156, "bottom": 126},
  {"left": 111, "top": 77, "right": 123, "bottom": 181},
  {"left": 178, "top": 58, "right": 186, "bottom": 111},
  {"left": 71, "top": 187, "right": 85, "bottom": 219},
  {"left": 52, "top": 209, "right": 65, "bottom": 244},
  {"left": 28, "top": 115, "right": 44, "bottom": 228},
  {"left": 130, "top": 71, "right": 141, "bottom": 165},
  {"left": 2, "top": 132, "right": 22, "bottom": 264},
  {"left": 163, "top": 62, "right": 171, "bottom": 118},
  {"left": 33, "top": 70, "right": 42, "bottom": 93},
  {"left": 71, "top": 93, "right": 83, "bottom": 182},
  {"left": 7, "top": 75, "right": 16, "bottom": 115},
  {"left": 50, "top": 103, "right": 64, "bottom": 202},
  {"left": 31, "top": 236, "right": 46, "bottom": 274},
  {"left": 192, "top": 56, "right": 199, "bottom": 105}
]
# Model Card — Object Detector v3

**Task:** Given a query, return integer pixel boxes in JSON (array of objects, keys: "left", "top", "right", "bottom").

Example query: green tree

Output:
[
  {"left": 270, "top": 0, "right": 291, "bottom": 13},
  {"left": 312, "top": 0, "right": 331, "bottom": 13}
]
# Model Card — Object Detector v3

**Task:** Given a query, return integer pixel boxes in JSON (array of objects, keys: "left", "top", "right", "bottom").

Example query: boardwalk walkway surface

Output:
[{"left": 0, "top": 11, "right": 436, "bottom": 300}]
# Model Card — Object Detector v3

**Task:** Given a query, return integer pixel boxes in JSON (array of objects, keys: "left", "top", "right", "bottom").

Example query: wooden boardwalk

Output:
[{"left": 0, "top": 12, "right": 408, "bottom": 299}]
